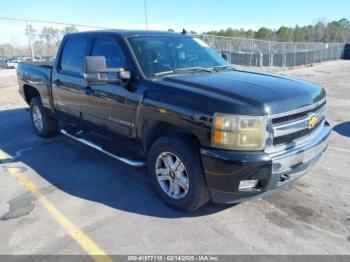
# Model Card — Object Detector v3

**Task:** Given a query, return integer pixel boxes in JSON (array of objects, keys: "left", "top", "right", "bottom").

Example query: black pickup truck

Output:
[{"left": 17, "top": 30, "right": 331, "bottom": 211}]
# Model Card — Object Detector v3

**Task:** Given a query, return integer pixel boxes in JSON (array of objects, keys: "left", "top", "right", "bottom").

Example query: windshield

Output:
[{"left": 127, "top": 35, "right": 230, "bottom": 77}]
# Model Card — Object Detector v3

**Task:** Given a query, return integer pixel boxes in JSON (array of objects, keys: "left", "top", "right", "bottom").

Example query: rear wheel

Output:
[
  {"left": 30, "top": 97, "right": 58, "bottom": 137},
  {"left": 148, "top": 134, "right": 210, "bottom": 211}
]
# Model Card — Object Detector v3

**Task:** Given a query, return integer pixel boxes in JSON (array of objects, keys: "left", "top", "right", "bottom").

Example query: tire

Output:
[
  {"left": 148, "top": 134, "right": 210, "bottom": 211},
  {"left": 30, "top": 97, "right": 58, "bottom": 137}
]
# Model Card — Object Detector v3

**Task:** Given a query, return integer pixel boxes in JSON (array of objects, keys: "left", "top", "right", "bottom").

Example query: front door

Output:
[
  {"left": 80, "top": 37, "right": 141, "bottom": 137},
  {"left": 52, "top": 36, "right": 91, "bottom": 122}
]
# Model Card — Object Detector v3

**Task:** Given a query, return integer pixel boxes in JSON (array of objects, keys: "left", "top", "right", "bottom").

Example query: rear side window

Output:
[
  {"left": 91, "top": 39, "right": 127, "bottom": 68},
  {"left": 60, "top": 38, "right": 90, "bottom": 74}
]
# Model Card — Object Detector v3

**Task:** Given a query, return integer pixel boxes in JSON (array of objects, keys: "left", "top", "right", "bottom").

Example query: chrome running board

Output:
[{"left": 60, "top": 129, "right": 146, "bottom": 167}]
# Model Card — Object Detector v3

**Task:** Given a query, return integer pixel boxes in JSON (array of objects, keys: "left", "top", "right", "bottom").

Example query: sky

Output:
[{"left": 1, "top": 0, "right": 350, "bottom": 46}]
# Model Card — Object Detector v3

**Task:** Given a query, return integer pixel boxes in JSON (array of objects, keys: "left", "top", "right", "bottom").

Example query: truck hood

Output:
[{"left": 163, "top": 70, "right": 326, "bottom": 115}]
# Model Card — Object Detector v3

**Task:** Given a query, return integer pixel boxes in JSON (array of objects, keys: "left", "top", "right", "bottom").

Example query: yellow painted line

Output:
[
  {"left": 328, "top": 146, "right": 350, "bottom": 154},
  {"left": 4, "top": 165, "right": 113, "bottom": 262}
]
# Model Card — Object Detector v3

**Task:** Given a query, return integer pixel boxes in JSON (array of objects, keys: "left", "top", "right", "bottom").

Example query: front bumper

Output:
[{"left": 200, "top": 122, "right": 331, "bottom": 204}]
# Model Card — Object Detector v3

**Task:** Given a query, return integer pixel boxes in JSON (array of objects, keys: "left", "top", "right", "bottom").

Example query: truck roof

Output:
[{"left": 66, "top": 29, "right": 188, "bottom": 38}]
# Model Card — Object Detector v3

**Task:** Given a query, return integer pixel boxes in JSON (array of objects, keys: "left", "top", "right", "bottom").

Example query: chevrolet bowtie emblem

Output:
[{"left": 308, "top": 116, "right": 318, "bottom": 129}]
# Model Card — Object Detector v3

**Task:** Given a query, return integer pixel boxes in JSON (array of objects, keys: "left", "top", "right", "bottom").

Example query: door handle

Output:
[
  {"left": 84, "top": 86, "right": 95, "bottom": 95},
  {"left": 54, "top": 79, "right": 62, "bottom": 87}
]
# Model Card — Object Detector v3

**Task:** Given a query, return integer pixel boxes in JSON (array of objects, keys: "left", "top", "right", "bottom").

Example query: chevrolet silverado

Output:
[{"left": 17, "top": 30, "right": 331, "bottom": 211}]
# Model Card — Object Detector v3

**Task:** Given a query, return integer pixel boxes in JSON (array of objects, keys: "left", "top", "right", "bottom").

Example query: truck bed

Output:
[
  {"left": 22, "top": 60, "right": 54, "bottom": 68},
  {"left": 17, "top": 62, "right": 54, "bottom": 111}
]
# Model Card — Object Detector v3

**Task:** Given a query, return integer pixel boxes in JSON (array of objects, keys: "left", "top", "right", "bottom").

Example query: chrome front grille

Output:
[
  {"left": 273, "top": 120, "right": 323, "bottom": 145},
  {"left": 271, "top": 101, "right": 326, "bottom": 125},
  {"left": 269, "top": 99, "right": 326, "bottom": 150}
]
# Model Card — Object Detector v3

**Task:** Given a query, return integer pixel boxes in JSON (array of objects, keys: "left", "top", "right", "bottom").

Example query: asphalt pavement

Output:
[{"left": 0, "top": 61, "right": 349, "bottom": 256}]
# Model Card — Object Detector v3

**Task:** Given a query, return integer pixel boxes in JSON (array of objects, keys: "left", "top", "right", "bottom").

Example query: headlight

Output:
[{"left": 212, "top": 113, "right": 266, "bottom": 151}]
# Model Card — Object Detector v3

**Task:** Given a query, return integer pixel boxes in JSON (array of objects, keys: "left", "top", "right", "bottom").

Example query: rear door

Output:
[
  {"left": 80, "top": 36, "right": 141, "bottom": 137},
  {"left": 52, "top": 36, "right": 91, "bottom": 122}
]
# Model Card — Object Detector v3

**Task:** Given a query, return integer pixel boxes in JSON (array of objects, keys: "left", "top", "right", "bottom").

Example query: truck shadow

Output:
[
  {"left": 0, "top": 108, "right": 233, "bottom": 218},
  {"left": 333, "top": 121, "right": 350, "bottom": 138}
]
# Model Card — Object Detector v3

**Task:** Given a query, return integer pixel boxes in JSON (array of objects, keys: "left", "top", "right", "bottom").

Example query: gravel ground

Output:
[{"left": 0, "top": 70, "right": 26, "bottom": 110}]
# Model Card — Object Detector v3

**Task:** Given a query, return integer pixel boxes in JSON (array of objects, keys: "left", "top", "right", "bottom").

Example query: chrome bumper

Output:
[
  {"left": 206, "top": 122, "right": 331, "bottom": 204},
  {"left": 268, "top": 122, "right": 331, "bottom": 188}
]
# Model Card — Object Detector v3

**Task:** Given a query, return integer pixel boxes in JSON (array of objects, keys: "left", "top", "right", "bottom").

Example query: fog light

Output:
[{"left": 239, "top": 180, "right": 259, "bottom": 191}]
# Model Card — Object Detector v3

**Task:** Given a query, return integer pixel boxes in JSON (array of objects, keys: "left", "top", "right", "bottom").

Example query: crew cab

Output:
[{"left": 17, "top": 30, "right": 331, "bottom": 211}]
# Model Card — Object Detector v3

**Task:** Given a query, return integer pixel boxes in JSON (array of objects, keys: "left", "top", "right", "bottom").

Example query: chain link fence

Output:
[
  {"left": 0, "top": 18, "right": 347, "bottom": 70},
  {"left": 195, "top": 34, "right": 346, "bottom": 70},
  {"left": 0, "top": 18, "right": 105, "bottom": 68}
]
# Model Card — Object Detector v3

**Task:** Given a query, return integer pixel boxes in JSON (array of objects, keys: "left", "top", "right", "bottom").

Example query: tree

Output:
[
  {"left": 245, "top": 29, "right": 255, "bottom": 39},
  {"left": 276, "top": 26, "right": 289, "bottom": 41},
  {"left": 225, "top": 27, "right": 235, "bottom": 37},
  {"left": 39, "top": 27, "right": 61, "bottom": 46},
  {"left": 61, "top": 25, "right": 78, "bottom": 35},
  {"left": 293, "top": 25, "right": 305, "bottom": 41},
  {"left": 25, "top": 24, "right": 37, "bottom": 39},
  {"left": 338, "top": 18, "right": 350, "bottom": 41},
  {"left": 304, "top": 25, "right": 314, "bottom": 41},
  {"left": 339, "top": 18, "right": 350, "bottom": 28},
  {"left": 328, "top": 20, "right": 341, "bottom": 42},
  {"left": 256, "top": 27, "right": 272, "bottom": 40},
  {"left": 0, "top": 44, "right": 15, "bottom": 56},
  {"left": 217, "top": 29, "right": 226, "bottom": 36},
  {"left": 201, "top": 18, "right": 350, "bottom": 43},
  {"left": 314, "top": 22, "right": 326, "bottom": 42}
]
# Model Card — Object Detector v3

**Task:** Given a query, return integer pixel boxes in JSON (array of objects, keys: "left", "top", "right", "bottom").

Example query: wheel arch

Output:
[
  {"left": 23, "top": 84, "right": 40, "bottom": 105},
  {"left": 142, "top": 120, "right": 201, "bottom": 155}
]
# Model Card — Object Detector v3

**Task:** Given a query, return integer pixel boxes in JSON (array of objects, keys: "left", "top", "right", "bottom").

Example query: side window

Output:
[
  {"left": 91, "top": 39, "right": 127, "bottom": 68},
  {"left": 60, "top": 38, "right": 89, "bottom": 74}
]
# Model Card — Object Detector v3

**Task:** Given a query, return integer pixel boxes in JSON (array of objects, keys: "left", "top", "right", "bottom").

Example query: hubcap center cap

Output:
[
  {"left": 169, "top": 170, "right": 177, "bottom": 180},
  {"left": 155, "top": 151, "right": 189, "bottom": 200}
]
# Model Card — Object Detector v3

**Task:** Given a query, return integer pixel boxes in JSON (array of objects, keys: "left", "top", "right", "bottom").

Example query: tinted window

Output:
[
  {"left": 128, "top": 36, "right": 228, "bottom": 77},
  {"left": 92, "top": 39, "right": 127, "bottom": 68},
  {"left": 60, "top": 38, "right": 89, "bottom": 74}
]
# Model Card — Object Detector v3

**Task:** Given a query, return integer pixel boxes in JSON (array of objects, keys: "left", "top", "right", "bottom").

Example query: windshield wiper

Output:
[
  {"left": 153, "top": 67, "right": 213, "bottom": 77},
  {"left": 213, "top": 65, "right": 235, "bottom": 72}
]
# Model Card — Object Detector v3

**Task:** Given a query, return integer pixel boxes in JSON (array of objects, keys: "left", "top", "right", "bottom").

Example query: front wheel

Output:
[
  {"left": 148, "top": 135, "right": 210, "bottom": 211},
  {"left": 30, "top": 97, "right": 58, "bottom": 137}
]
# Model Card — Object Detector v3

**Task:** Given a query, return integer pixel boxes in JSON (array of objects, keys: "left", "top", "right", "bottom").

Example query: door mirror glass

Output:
[
  {"left": 221, "top": 52, "right": 229, "bottom": 61},
  {"left": 83, "top": 56, "right": 131, "bottom": 84}
]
